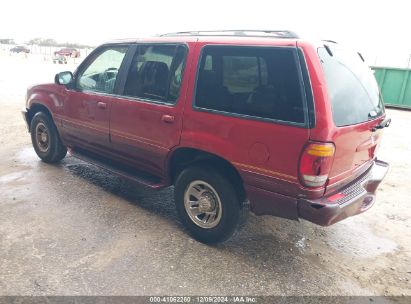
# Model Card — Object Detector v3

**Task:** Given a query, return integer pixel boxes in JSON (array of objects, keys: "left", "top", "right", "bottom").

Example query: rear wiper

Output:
[
  {"left": 358, "top": 52, "right": 365, "bottom": 62},
  {"left": 371, "top": 117, "right": 391, "bottom": 132},
  {"left": 324, "top": 44, "right": 333, "bottom": 56}
]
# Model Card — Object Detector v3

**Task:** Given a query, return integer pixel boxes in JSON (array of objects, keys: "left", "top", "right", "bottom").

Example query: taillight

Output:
[{"left": 299, "top": 142, "right": 335, "bottom": 188}]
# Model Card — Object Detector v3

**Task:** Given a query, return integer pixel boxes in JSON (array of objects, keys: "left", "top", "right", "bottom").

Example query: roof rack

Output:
[{"left": 160, "top": 30, "right": 299, "bottom": 39}]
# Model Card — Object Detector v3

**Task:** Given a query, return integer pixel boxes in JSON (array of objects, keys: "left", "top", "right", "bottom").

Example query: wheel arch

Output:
[
  {"left": 27, "top": 102, "right": 53, "bottom": 129},
  {"left": 167, "top": 147, "right": 246, "bottom": 202}
]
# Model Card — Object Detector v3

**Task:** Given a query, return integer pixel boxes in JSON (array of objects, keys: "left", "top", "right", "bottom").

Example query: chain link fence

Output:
[{"left": 0, "top": 43, "right": 94, "bottom": 63}]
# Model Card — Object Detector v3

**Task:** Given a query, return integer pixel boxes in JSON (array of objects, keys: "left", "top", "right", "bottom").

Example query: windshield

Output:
[{"left": 318, "top": 45, "right": 384, "bottom": 127}]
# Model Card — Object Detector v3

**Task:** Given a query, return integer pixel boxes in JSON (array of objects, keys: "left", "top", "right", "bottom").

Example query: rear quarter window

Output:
[{"left": 194, "top": 45, "right": 306, "bottom": 124}]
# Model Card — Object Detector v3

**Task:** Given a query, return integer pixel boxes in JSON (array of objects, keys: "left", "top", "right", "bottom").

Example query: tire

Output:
[
  {"left": 30, "top": 111, "right": 67, "bottom": 163},
  {"left": 174, "top": 165, "right": 247, "bottom": 244}
]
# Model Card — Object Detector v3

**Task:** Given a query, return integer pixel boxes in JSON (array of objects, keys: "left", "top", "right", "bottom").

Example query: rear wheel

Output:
[
  {"left": 30, "top": 111, "right": 67, "bottom": 163},
  {"left": 174, "top": 165, "right": 247, "bottom": 244}
]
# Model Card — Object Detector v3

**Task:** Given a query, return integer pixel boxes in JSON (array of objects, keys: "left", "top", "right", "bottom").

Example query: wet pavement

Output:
[{"left": 0, "top": 52, "right": 410, "bottom": 296}]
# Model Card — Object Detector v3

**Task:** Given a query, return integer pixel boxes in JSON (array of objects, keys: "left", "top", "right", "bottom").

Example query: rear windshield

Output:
[{"left": 318, "top": 45, "right": 384, "bottom": 127}]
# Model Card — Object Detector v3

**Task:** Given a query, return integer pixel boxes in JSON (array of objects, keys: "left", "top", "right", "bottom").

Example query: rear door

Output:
[
  {"left": 182, "top": 43, "right": 311, "bottom": 198},
  {"left": 108, "top": 43, "right": 192, "bottom": 178},
  {"left": 317, "top": 44, "right": 386, "bottom": 190}
]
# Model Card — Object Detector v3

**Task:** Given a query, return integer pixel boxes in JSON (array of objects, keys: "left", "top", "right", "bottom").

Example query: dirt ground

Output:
[{"left": 0, "top": 51, "right": 410, "bottom": 297}]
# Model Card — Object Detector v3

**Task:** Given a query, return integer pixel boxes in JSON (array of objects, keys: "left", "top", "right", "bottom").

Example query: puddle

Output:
[
  {"left": 16, "top": 146, "right": 39, "bottom": 167},
  {"left": 322, "top": 218, "right": 398, "bottom": 257},
  {"left": 0, "top": 171, "right": 27, "bottom": 184},
  {"left": 295, "top": 236, "right": 306, "bottom": 252},
  {"left": 295, "top": 221, "right": 307, "bottom": 253}
]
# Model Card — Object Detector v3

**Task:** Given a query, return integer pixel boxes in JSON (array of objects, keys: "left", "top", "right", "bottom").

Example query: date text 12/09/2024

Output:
[{"left": 149, "top": 296, "right": 257, "bottom": 303}]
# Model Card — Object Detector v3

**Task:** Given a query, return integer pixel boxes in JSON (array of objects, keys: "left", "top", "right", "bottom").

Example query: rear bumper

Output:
[
  {"left": 246, "top": 159, "right": 389, "bottom": 226},
  {"left": 297, "top": 159, "right": 389, "bottom": 226}
]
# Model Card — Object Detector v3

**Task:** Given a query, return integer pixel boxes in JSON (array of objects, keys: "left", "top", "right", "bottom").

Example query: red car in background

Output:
[{"left": 54, "top": 48, "right": 80, "bottom": 58}]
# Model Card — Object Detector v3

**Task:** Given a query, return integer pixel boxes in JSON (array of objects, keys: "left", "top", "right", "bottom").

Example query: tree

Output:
[
  {"left": 0, "top": 39, "right": 15, "bottom": 44},
  {"left": 27, "top": 37, "right": 94, "bottom": 49}
]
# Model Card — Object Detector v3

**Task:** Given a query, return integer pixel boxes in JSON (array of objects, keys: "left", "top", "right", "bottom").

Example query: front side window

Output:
[
  {"left": 195, "top": 46, "right": 305, "bottom": 123},
  {"left": 77, "top": 46, "right": 128, "bottom": 94},
  {"left": 123, "top": 44, "right": 186, "bottom": 103}
]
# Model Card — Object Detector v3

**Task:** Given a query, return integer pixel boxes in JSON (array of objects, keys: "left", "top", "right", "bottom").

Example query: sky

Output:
[{"left": 1, "top": 0, "right": 411, "bottom": 67}]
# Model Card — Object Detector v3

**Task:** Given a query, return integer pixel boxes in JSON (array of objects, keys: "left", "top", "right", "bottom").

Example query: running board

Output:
[{"left": 69, "top": 147, "right": 166, "bottom": 189}]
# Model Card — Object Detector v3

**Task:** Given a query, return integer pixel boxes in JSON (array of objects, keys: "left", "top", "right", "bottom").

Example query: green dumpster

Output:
[{"left": 372, "top": 66, "right": 411, "bottom": 109}]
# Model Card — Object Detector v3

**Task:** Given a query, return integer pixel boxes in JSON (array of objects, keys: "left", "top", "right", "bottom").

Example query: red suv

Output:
[
  {"left": 22, "top": 30, "right": 390, "bottom": 244},
  {"left": 54, "top": 48, "right": 80, "bottom": 58}
]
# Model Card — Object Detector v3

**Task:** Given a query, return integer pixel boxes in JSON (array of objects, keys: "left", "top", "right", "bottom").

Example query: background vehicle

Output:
[
  {"left": 52, "top": 55, "right": 67, "bottom": 64},
  {"left": 10, "top": 45, "right": 30, "bottom": 53},
  {"left": 22, "top": 30, "right": 389, "bottom": 244},
  {"left": 54, "top": 47, "right": 80, "bottom": 58}
]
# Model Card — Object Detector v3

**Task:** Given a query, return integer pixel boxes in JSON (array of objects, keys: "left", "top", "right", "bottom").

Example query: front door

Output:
[{"left": 61, "top": 45, "right": 129, "bottom": 151}]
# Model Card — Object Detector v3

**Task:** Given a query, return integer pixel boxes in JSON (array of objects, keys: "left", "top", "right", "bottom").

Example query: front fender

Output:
[{"left": 27, "top": 83, "right": 66, "bottom": 115}]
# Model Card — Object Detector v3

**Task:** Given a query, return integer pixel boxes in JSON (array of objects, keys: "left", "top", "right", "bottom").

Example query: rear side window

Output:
[
  {"left": 123, "top": 44, "right": 186, "bottom": 103},
  {"left": 318, "top": 46, "right": 384, "bottom": 127},
  {"left": 195, "top": 46, "right": 305, "bottom": 124}
]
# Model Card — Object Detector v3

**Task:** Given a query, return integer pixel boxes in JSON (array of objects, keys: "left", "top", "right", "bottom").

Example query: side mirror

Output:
[{"left": 55, "top": 71, "right": 73, "bottom": 85}]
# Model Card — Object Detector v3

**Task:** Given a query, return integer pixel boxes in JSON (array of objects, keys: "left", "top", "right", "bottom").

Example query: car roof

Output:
[
  {"left": 105, "top": 30, "right": 300, "bottom": 47},
  {"left": 106, "top": 36, "right": 299, "bottom": 46}
]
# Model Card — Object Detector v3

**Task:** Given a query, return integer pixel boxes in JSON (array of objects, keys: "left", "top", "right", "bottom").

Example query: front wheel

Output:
[
  {"left": 30, "top": 111, "right": 67, "bottom": 163},
  {"left": 174, "top": 165, "right": 247, "bottom": 244}
]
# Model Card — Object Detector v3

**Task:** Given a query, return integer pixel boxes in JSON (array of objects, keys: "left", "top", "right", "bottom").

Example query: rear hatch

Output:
[{"left": 317, "top": 44, "right": 386, "bottom": 193}]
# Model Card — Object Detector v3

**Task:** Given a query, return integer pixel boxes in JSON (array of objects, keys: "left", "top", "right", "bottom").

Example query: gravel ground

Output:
[{"left": 0, "top": 51, "right": 410, "bottom": 296}]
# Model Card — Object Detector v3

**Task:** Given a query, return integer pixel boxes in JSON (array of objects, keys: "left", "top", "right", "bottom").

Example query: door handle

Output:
[
  {"left": 97, "top": 101, "right": 107, "bottom": 109},
  {"left": 161, "top": 114, "right": 175, "bottom": 123}
]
